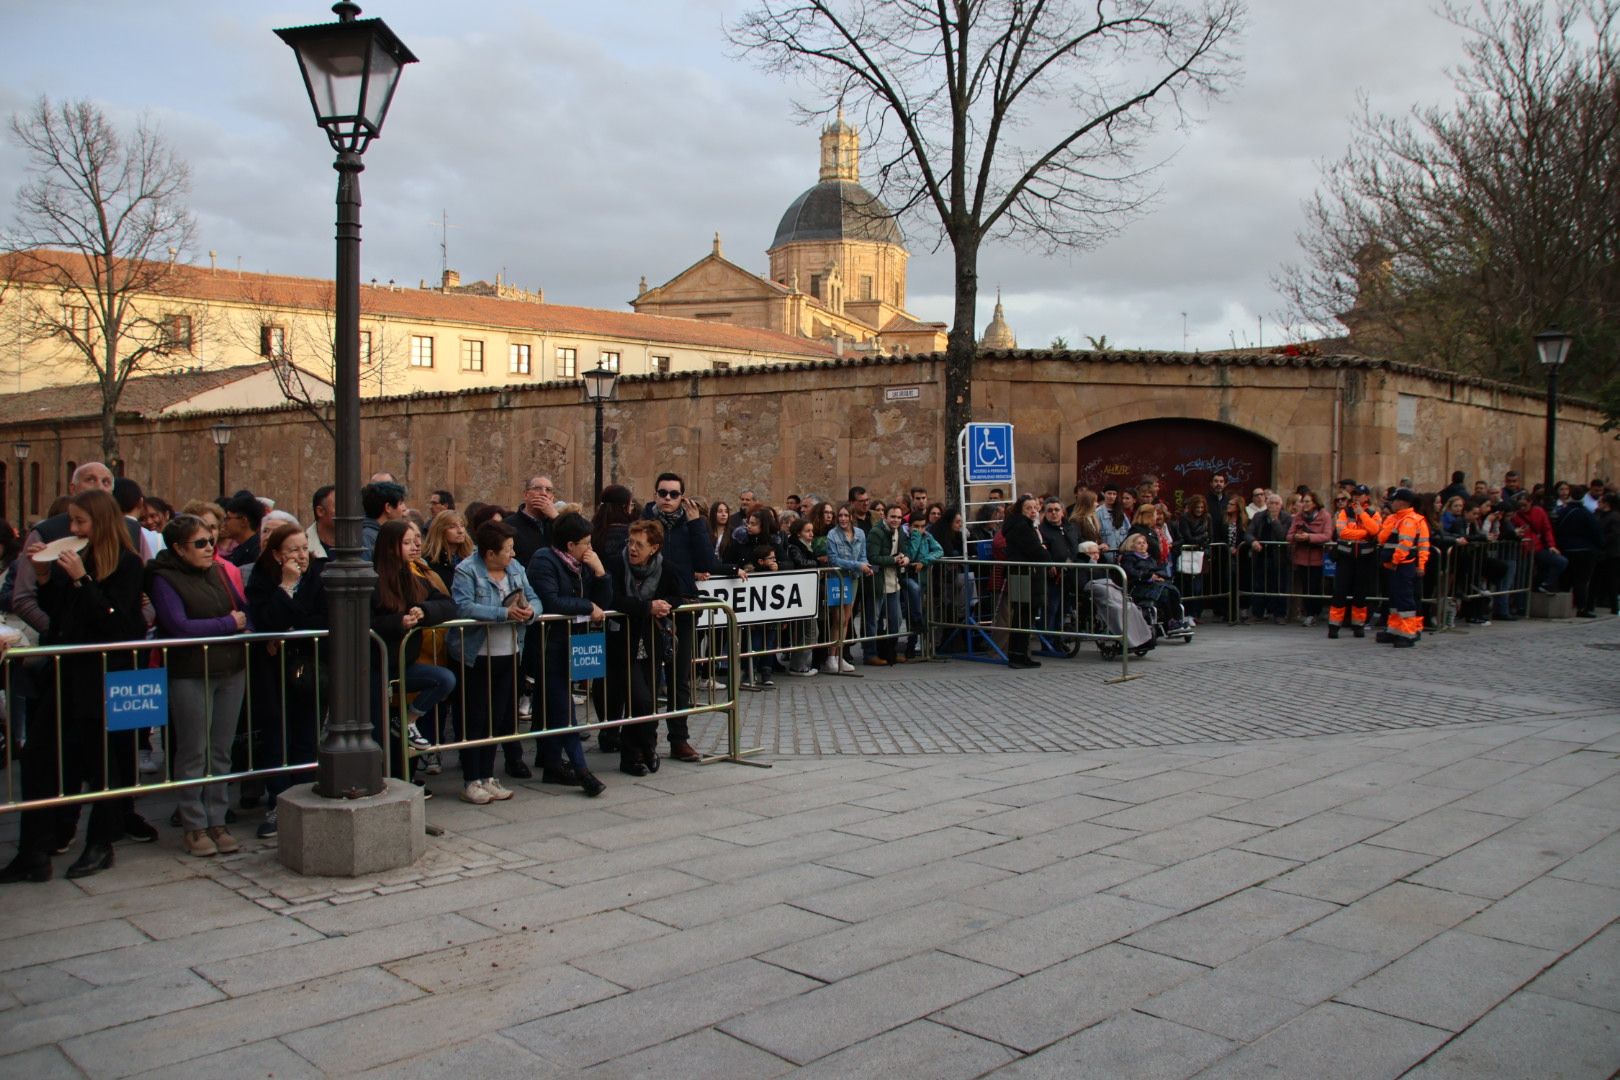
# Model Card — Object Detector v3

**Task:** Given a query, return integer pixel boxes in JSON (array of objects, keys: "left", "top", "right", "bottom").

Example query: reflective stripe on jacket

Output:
[
  {"left": 1378, "top": 508, "right": 1431, "bottom": 571},
  {"left": 1336, "top": 507, "right": 1382, "bottom": 544}
]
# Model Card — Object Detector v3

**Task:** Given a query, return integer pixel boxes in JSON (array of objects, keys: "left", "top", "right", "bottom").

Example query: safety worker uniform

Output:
[
  {"left": 1328, "top": 501, "right": 1382, "bottom": 637},
  {"left": 1378, "top": 501, "right": 1431, "bottom": 647}
]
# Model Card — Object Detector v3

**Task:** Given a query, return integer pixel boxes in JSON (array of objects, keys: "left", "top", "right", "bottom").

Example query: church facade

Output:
[{"left": 632, "top": 115, "right": 949, "bottom": 355}]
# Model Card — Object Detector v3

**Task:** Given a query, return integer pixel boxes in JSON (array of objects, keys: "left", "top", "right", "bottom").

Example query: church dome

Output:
[
  {"left": 980, "top": 291, "right": 1017, "bottom": 349},
  {"left": 770, "top": 180, "right": 904, "bottom": 249}
]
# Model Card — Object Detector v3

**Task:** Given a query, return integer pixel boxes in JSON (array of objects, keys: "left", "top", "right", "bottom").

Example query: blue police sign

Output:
[
  {"left": 105, "top": 669, "right": 169, "bottom": 731},
  {"left": 570, "top": 632, "right": 608, "bottom": 680},
  {"left": 964, "top": 423, "right": 1014, "bottom": 484}
]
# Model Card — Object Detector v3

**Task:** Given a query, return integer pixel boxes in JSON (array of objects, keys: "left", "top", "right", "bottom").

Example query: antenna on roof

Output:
[{"left": 430, "top": 210, "right": 460, "bottom": 281}]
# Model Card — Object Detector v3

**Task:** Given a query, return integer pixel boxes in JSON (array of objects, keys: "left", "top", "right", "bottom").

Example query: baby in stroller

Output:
[{"left": 1119, "top": 534, "right": 1195, "bottom": 635}]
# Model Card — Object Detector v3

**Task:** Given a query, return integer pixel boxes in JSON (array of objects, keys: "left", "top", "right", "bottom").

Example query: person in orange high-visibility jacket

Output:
[
  {"left": 1376, "top": 489, "right": 1430, "bottom": 647},
  {"left": 1328, "top": 484, "right": 1382, "bottom": 639}
]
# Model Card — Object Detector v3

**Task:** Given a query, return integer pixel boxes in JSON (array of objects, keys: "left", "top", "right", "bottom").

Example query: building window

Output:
[
  {"left": 261, "top": 325, "right": 288, "bottom": 359},
  {"left": 712, "top": 360, "right": 731, "bottom": 372},
  {"left": 162, "top": 314, "right": 193, "bottom": 352},
  {"left": 359, "top": 330, "right": 374, "bottom": 366},
  {"left": 410, "top": 335, "right": 434, "bottom": 368},
  {"left": 600, "top": 351, "right": 620, "bottom": 373},
  {"left": 460, "top": 339, "right": 485, "bottom": 372},
  {"left": 650, "top": 354, "right": 671, "bottom": 374},
  {"left": 809, "top": 274, "right": 823, "bottom": 300},
  {"left": 1396, "top": 394, "right": 1417, "bottom": 437},
  {"left": 860, "top": 275, "right": 874, "bottom": 301},
  {"left": 509, "top": 343, "right": 531, "bottom": 374},
  {"left": 556, "top": 347, "right": 576, "bottom": 378},
  {"left": 61, "top": 304, "right": 90, "bottom": 338}
]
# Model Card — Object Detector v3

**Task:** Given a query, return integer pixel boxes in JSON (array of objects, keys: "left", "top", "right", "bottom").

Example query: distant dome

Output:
[
  {"left": 770, "top": 180, "right": 903, "bottom": 249},
  {"left": 980, "top": 291, "right": 1017, "bottom": 349}
]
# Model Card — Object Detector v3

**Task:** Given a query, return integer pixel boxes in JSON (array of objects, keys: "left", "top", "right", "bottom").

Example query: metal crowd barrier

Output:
[
  {"left": 1, "top": 629, "right": 329, "bottom": 815},
  {"left": 1168, "top": 536, "right": 1535, "bottom": 631},
  {"left": 922, "top": 557, "right": 1143, "bottom": 683},
  {"left": 383, "top": 600, "right": 764, "bottom": 782}
]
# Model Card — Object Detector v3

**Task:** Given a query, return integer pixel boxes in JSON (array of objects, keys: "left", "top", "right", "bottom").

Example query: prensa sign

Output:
[{"left": 695, "top": 570, "right": 819, "bottom": 626}]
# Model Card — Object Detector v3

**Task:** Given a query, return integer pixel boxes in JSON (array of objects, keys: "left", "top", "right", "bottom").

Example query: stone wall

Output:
[{"left": 3, "top": 351, "right": 1612, "bottom": 520}]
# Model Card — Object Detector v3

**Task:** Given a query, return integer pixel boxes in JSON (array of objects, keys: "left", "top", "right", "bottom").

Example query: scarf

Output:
[
  {"left": 656, "top": 508, "right": 685, "bottom": 538},
  {"left": 623, "top": 552, "right": 663, "bottom": 603}
]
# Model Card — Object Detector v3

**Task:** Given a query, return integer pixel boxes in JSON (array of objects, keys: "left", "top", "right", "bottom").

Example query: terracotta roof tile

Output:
[
  {"left": 0, "top": 363, "right": 280, "bottom": 424},
  {"left": 2, "top": 249, "right": 835, "bottom": 360}
]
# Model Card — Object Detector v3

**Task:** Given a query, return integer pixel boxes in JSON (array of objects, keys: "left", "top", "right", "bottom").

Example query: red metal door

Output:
[{"left": 1076, "top": 419, "right": 1273, "bottom": 512}]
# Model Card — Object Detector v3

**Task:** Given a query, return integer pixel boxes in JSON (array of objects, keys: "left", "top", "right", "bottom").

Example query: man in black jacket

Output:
[
  {"left": 509, "top": 475, "right": 558, "bottom": 567},
  {"left": 642, "top": 471, "right": 736, "bottom": 761}
]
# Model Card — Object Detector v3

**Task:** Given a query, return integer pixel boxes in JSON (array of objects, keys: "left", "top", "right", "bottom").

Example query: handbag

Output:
[{"left": 1176, "top": 550, "right": 1205, "bottom": 575}]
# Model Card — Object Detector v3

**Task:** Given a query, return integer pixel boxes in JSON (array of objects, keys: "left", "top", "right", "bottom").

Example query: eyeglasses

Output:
[
  {"left": 656, "top": 489, "right": 682, "bottom": 499},
  {"left": 526, "top": 484, "right": 553, "bottom": 493},
  {"left": 186, "top": 537, "right": 216, "bottom": 550}
]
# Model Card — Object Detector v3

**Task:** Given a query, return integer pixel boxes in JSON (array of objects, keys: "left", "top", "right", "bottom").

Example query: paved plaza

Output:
[{"left": 1, "top": 616, "right": 1617, "bottom": 1078}]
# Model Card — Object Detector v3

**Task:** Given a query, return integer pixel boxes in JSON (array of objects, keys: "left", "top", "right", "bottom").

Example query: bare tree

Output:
[
  {"left": 1277, "top": 0, "right": 1619, "bottom": 399},
  {"left": 730, "top": 0, "right": 1244, "bottom": 496},
  {"left": 3, "top": 97, "right": 200, "bottom": 463},
  {"left": 224, "top": 281, "right": 395, "bottom": 438}
]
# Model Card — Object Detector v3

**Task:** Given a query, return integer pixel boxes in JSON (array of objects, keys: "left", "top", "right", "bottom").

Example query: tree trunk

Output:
[
  {"left": 943, "top": 239, "right": 979, "bottom": 506},
  {"left": 99, "top": 392, "right": 120, "bottom": 467}
]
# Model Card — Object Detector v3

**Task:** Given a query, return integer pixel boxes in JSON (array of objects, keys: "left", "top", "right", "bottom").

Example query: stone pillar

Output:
[{"left": 276, "top": 779, "right": 426, "bottom": 877}]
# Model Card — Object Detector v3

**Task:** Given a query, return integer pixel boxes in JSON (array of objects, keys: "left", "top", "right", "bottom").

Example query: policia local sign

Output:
[{"left": 694, "top": 570, "right": 819, "bottom": 625}]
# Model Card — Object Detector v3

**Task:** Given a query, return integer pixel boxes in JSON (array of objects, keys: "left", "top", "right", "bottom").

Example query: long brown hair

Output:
[
  {"left": 423, "top": 510, "right": 473, "bottom": 564},
  {"left": 253, "top": 523, "right": 305, "bottom": 583},
  {"left": 71, "top": 489, "right": 134, "bottom": 581},
  {"left": 373, "top": 519, "right": 425, "bottom": 612}
]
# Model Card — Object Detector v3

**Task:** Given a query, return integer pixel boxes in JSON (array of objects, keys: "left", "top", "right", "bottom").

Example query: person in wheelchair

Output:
[{"left": 1119, "top": 533, "right": 1193, "bottom": 633}]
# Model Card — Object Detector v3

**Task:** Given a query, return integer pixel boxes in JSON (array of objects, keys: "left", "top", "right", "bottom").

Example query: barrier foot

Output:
[
  {"left": 425, "top": 822, "right": 446, "bottom": 838},
  {"left": 699, "top": 746, "right": 773, "bottom": 769},
  {"left": 1105, "top": 671, "right": 1145, "bottom": 685}
]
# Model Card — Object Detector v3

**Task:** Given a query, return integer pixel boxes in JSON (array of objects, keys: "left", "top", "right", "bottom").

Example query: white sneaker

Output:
[
  {"left": 517, "top": 695, "right": 533, "bottom": 720},
  {"left": 138, "top": 750, "right": 161, "bottom": 775},
  {"left": 1302, "top": 616, "right": 1316, "bottom": 628},
  {"left": 459, "top": 781, "right": 493, "bottom": 805},
  {"left": 482, "top": 778, "right": 514, "bottom": 801},
  {"left": 838, "top": 658, "right": 857, "bottom": 674},
  {"left": 820, "top": 659, "right": 841, "bottom": 674},
  {"left": 406, "top": 722, "right": 431, "bottom": 750}
]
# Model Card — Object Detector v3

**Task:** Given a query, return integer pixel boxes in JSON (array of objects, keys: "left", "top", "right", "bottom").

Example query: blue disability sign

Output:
[
  {"left": 105, "top": 669, "right": 169, "bottom": 731},
  {"left": 965, "top": 423, "right": 1015, "bottom": 484}
]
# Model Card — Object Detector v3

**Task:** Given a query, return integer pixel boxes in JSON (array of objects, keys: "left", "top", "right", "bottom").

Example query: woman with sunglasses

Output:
[
  {"left": 1, "top": 490, "right": 146, "bottom": 884},
  {"left": 149, "top": 513, "right": 252, "bottom": 858}
]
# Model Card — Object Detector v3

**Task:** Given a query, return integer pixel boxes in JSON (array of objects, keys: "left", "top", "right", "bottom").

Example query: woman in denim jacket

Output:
[
  {"left": 449, "top": 519, "right": 541, "bottom": 805},
  {"left": 822, "top": 504, "right": 870, "bottom": 673}
]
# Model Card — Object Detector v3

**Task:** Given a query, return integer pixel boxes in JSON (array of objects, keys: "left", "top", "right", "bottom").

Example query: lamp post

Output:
[
  {"left": 1536, "top": 327, "right": 1572, "bottom": 510},
  {"left": 209, "top": 423, "right": 233, "bottom": 500},
  {"left": 581, "top": 364, "right": 618, "bottom": 503},
  {"left": 12, "top": 441, "right": 29, "bottom": 527},
  {"left": 277, "top": 2, "right": 416, "bottom": 799}
]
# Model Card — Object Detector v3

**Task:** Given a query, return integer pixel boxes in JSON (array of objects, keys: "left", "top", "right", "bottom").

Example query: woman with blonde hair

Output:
[{"left": 423, "top": 510, "right": 474, "bottom": 587}]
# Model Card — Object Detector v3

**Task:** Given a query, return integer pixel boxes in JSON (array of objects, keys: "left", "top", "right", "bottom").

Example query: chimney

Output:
[
  {"left": 442, "top": 269, "right": 460, "bottom": 290},
  {"left": 208, "top": 250, "right": 217, "bottom": 271}
]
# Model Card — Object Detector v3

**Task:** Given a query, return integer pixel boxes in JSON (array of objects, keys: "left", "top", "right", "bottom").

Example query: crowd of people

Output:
[{"left": 0, "top": 459, "right": 1616, "bottom": 885}]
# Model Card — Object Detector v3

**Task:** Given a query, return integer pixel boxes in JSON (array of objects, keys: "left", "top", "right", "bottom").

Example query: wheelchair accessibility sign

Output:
[{"left": 964, "top": 423, "right": 1015, "bottom": 484}]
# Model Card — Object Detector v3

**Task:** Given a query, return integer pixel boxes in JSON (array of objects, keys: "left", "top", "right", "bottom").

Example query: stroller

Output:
[{"left": 1085, "top": 577, "right": 1194, "bottom": 659}]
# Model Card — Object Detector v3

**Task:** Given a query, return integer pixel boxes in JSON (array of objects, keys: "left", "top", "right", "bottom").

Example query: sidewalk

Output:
[{"left": 1, "top": 617, "right": 1616, "bottom": 1078}]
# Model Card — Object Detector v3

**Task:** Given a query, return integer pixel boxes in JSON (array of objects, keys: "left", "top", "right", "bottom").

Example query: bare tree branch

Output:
[
  {"left": 3, "top": 97, "right": 201, "bottom": 463},
  {"left": 730, "top": 0, "right": 1244, "bottom": 494}
]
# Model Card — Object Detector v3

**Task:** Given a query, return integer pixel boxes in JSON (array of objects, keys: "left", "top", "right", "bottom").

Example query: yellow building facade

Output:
[{"left": 0, "top": 249, "right": 837, "bottom": 401}]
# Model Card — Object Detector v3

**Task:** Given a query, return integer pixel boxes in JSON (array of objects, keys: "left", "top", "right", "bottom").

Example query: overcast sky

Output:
[{"left": 0, "top": 1, "right": 1473, "bottom": 353}]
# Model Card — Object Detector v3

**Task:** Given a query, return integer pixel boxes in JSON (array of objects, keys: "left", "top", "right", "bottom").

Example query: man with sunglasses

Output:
[{"left": 643, "top": 473, "right": 741, "bottom": 761}]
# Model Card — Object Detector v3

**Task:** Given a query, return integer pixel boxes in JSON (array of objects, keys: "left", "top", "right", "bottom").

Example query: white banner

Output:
[{"left": 695, "top": 570, "right": 819, "bottom": 625}]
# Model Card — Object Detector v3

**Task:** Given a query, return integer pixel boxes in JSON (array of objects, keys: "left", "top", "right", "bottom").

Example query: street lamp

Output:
[
  {"left": 1536, "top": 327, "right": 1572, "bottom": 509},
  {"left": 581, "top": 364, "right": 618, "bottom": 503},
  {"left": 209, "top": 423, "right": 233, "bottom": 499},
  {"left": 12, "top": 441, "right": 29, "bottom": 527},
  {"left": 277, "top": 2, "right": 416, "bottom": 800}
]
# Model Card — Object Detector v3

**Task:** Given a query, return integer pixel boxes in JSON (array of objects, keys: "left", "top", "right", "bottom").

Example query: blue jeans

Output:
[
  {"left": 877, "top": 589, "right": 904, "bottom": 661},
  {"left": 370, "top": 662, "right": 456, "bottom": 777},
  {"left": 1534, "top": 549, "right": 1568, "bottom": 590}
]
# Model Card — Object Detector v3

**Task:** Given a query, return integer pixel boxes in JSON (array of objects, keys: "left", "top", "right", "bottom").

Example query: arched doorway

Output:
[{"left": 1076, "top": 418, "right": 1273, "bottom": 511}]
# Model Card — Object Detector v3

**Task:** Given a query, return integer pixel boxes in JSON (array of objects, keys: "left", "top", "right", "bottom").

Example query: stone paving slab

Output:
[{"left": 1, "top": 617, "right": 1618, "bottom": 1077}]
